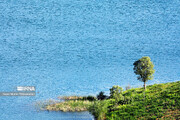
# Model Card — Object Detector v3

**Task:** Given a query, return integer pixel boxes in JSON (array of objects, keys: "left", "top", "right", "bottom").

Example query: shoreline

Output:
[{"left": 45, "top": 81, "right": 180, "bottom": 119}]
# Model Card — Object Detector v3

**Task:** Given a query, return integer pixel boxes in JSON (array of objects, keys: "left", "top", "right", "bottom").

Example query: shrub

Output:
[
  {"left": 110, "top": 86, "right": 124, "bottom": 104},
  {"left": 89, "top": 100, "right": 110, "bottom": 120},
  {"left": 82, "top": 96, "right": 97, "bottom": 101},
  {"left": 97, "top": 91, "right": 108, "bottom": 100},
  {"left": 87, "top": 96, "right": 97, "bottom": 101}
]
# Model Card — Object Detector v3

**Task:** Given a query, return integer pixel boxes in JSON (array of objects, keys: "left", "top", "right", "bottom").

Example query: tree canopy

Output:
[
  {"left": 97, "top": 91, "right": 107, "bottom": 100},
  {"left": 133, "top": 56, "right": 155, "bottom": 89},
  {"left": 109, "top": 86, "right": 124, "bottom": 103}
]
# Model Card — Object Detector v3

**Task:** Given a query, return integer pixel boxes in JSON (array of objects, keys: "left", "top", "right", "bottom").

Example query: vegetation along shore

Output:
[
  {"left": 46, "top": 81, "right": 180, "bottom": 119},
  {"left": 46, "top": 57, "right": 180, "bottom": 119}
]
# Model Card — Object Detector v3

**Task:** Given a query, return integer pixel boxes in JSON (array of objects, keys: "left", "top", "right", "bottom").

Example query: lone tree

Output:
[{"left": 133, "top": 56, "right": 155, "bottom": 90}]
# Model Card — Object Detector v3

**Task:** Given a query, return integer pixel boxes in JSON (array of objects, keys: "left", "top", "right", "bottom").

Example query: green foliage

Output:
[
  {"left": 133, "top": 56, "right": 155, "bottom": 89},
  {"left": 110, "top": 86, "right": 124, "bottom": 103},
  {"left": 89, "top": 100, "right": 110, "bottom": 120},
  {"left": 46, "top": 100, "right": 92, "bottom": 112},
  {"left": 82, "top": 96, "right": 97, "bottom": 101},
  {"left": 97, "top": 91, "right": 107, "bottom": 100},
  {"left": 87, "top": 96, "right": 97, "bottom": 101},
  {"left": 90, "top": 81, "right": 180, "bottom": 119}
]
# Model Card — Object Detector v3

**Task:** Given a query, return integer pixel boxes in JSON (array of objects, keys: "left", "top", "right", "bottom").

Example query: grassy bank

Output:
[
  {"left": 46, "top": 81, "right": 180, "bottom": 119},
  {"left": 46, "top": 96, "right": 96, "bottom": 112},
  {"left": 46, "top": 100, "right": 92, "bottom": 112}
]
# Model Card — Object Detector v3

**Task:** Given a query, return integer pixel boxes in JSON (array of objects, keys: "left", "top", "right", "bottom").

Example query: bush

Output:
[
  {"left": 82, "top": 96, "right": 97, "bottom": 101},
  {"left": 97, "top": 91, "right": 108, "bottom": 100},
  {"left": 110, "top": 86, "right": 124, "bottom": 104},
  {"left": 89, "top": 100, "right": 110, "bottom": 120}
]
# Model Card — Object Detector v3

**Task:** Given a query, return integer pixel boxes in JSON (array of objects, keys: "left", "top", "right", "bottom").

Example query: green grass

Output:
[
  {"left": 89, "top": 81, "right": 180, "bottom": 120},
  {"left": 46, "top": 100, "right": 93, "bottom": 112}
]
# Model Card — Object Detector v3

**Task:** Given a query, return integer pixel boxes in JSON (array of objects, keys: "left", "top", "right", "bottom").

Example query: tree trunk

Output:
[{"left": 144, "top": 82, "right": 146, "bottom": 90}]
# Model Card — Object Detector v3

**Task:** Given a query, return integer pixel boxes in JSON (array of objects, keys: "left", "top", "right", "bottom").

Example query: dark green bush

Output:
[
  {"left": 97, "top": 91, "right": 108, "bottom": 100},
  {"left": 87, "top": 96, "right": 96, "bottom": 101},
  {"left": 82, "top": 96, "right": 97, "bottom": 101}
]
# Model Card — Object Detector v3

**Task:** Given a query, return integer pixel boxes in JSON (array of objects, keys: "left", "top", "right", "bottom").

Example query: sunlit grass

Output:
[{"left": 46, "top": 100, "right": 93, "bottom": 112}]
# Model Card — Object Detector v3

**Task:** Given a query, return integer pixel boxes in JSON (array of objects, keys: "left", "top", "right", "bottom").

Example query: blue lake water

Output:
[{"left": 0, "top": 0, "right": 180, "bottom": 119}]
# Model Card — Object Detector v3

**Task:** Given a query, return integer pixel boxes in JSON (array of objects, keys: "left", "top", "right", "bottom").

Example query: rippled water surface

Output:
[{"left": 0, "top": 0, "right": 180, "bottom": 119}]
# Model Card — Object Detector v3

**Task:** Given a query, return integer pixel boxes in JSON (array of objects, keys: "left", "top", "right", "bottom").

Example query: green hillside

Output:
[{"left": 89, "top": 81, "right": 180, "bottom": 120}]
